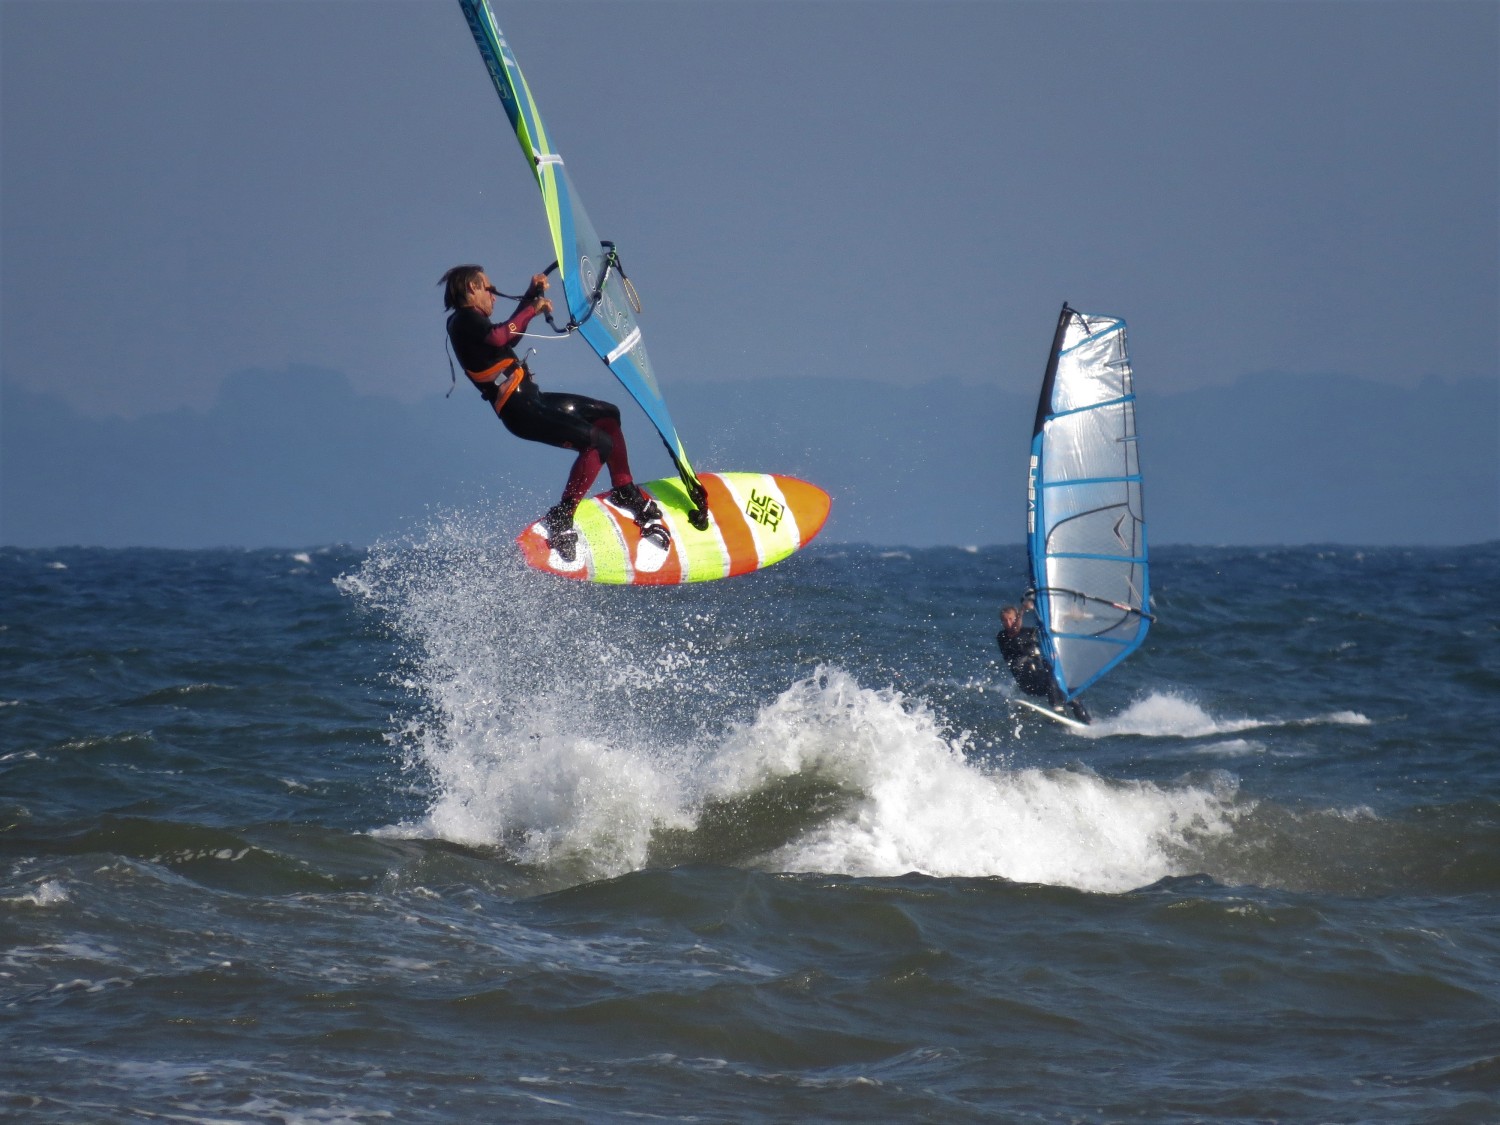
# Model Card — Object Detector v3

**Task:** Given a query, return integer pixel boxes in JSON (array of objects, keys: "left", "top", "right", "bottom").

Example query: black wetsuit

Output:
[
  {"left": 997, "top": 625, "right": 1056, "bottom": 700},
  {"left": 445, "top": 305, "right": 624, "bottom": 460},
  {"left": 998, "top": 624, "right": 1090, "bottom": 723}
]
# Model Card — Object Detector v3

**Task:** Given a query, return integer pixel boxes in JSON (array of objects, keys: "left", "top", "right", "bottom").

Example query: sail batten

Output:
[
  {"left": 1027, "top": 304, "right": 1151, "bottom": 701},
  {"left": 1046, "top": 395, "right": 1136, "bottom": 420},
  {"left": 1039, "top": 475, "right": 1141, "bottom": 489}
]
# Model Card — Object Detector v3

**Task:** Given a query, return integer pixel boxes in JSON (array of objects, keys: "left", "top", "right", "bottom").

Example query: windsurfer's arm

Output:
[{"left": 484, "top": 297, "right": 549, "bottom": 350}]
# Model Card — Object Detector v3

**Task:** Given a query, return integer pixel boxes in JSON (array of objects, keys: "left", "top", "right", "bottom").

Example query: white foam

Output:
[
  {"left": 1194, "top": 738, "right": 1268, "bottom": 758},
  {"left": 721, "top": 670, "right": 1242, "bottom": 893},
  {"left": 3, "top": 880, "right": 69, "bottom": 908},
  {"left": 1307, "top": 710, "right": 1372, "bottom": 727},
  {"left": 346, "top": 515, "right": 1247, "bottom": 894},
  {"left": 350, "top": 512, "right": 697, "bottom": 878},
  {"left": 1085, "top": 692, "right": 1372, "bottom": 739},
  {"left": 404, "top": 721, "right": 694, "bottom": 874}
]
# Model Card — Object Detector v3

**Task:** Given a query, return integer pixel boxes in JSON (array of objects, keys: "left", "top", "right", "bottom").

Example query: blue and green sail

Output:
[
  {"left": 456, "top": 0, "right": 707, "bottom": 523},
  {"left": 1026, "top": 304, "right": 1152, "bottom": 700}
]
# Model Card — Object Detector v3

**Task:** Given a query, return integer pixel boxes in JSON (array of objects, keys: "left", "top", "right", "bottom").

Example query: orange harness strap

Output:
[{"left": 466, "top": 357, "right": 527, "bottom": 413}]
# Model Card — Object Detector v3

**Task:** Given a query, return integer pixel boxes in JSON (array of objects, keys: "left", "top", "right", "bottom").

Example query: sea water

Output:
[{"left": 2, "top": 520, "right": 1497, "bottom": 1122}]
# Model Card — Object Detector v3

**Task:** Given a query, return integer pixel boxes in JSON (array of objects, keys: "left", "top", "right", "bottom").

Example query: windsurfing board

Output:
[
  {"left": 517, "top": 471, "right": 830, "bottom": 585},
  {"left": 1012, "top": 697, "right": 1091, "bottom": 730}
]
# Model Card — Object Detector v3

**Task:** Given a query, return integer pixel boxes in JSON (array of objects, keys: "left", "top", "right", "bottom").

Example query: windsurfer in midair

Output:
[
  {"left": 440, "top": 264, "right": 669, "bottom": 563},
  {"left": 997, "top": 598, "right": 1091, "bottom": 724}
]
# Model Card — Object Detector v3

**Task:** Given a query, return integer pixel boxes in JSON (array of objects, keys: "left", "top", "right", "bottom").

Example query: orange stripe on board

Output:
[{"left": 702, "top": 474, "right": 760, "bottom": 578}]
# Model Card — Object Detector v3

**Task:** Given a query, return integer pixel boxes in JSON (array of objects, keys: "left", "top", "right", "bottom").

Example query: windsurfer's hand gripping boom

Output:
[{"left": 521, "top": 272, "right": 552, "bottom": 317}]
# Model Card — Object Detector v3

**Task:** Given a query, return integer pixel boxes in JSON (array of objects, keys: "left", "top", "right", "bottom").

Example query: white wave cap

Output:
[{"left": 730, "top": 669, "right": 1242, "bottom": 894}]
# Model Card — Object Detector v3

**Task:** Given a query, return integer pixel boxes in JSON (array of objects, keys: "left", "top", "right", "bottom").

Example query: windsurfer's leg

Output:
[
  {"left": 502, "top": 393, "right": 612, "bottom": 564},
  {"left": 555, "top": 395, "right": 633, "bottom": 485},
  {"left": 591, "top": 416, "right": 633, "bottom": 487},
  {"left": 541, "top": 393, "right": 620, "bottom": 431},
  {"left": 547, "top": 444, "right": 604, "bottom": 565},
  {"left": 555, "top": 399, "right": 666, "bottom": 538},
  {"left": 560, "top": 448, "right": 604, "bottom": 507},
  {"left": 503, "top": 392, "right": 612, "bottom": 450},
  {"left": 1045, "top": 681, "right": 1068, "bottom": 712},
  {"left": 502, "top": 391, "right": 664, "bottom": 547},
  {"left": 503, "top": 392, "right": 619, "bottom": 493}
]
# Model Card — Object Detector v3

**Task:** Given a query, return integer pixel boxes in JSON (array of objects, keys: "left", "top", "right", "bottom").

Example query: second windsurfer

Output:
[{"left": 997, "top": 598, "right": 1091, "bottom": 724}]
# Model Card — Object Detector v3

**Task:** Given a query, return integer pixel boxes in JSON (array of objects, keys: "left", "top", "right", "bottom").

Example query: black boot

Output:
[
  {"left": 610, "top": 484, "right": 670, "bottom": 548},
  {"left": 542, "top": 503, "right": 578, "bottom": 563},
  {"left": 609, "top": 483, "right": 660, "bottom": 522}
]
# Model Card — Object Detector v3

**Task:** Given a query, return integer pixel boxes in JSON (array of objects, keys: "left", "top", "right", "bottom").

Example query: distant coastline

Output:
[{"left": 3, "top": 370, "right": 1495, "bottom": 549}]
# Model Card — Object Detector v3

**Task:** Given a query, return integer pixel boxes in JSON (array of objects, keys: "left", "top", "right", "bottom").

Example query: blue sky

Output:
[{"left": 2, "top": 1, "right": 1496, "bottom": 547}]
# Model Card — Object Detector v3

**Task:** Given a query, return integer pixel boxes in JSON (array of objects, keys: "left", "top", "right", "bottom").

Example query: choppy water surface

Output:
[{"left": 3, "top": 529, "right": 1498, "bottom": 1122}]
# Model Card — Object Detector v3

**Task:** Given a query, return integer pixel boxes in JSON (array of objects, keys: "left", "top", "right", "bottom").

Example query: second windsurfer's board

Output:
[
  {"left": 1012, "top": 697, "right": 1091, "bottom": 730},
  {"left": 517, "top": 471, "right": 830, "bottom": 585}
]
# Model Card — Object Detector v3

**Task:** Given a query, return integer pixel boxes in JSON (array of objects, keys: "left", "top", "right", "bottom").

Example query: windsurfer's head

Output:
[
  {"left": 440, "top": 264, "right": 492, "bottom": 312},
  {"left": 999, "top": 605, "right": 1022, "bottom": 635}
]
